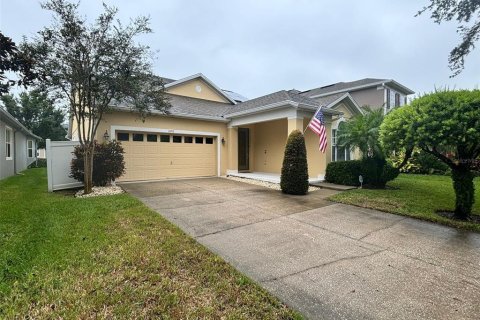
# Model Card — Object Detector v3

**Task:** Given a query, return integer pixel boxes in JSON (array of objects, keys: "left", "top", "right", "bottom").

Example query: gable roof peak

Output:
[{"left": 164, "top": 73, "right": 237, "bottom": 104}]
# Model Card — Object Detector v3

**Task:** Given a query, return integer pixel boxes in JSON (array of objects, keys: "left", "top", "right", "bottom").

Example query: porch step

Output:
[{"left": 309, "top": 181, "right": 357, "bottom": 191}]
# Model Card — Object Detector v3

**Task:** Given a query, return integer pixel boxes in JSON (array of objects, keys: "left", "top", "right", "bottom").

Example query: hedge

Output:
[{"left": 325, "top": 158, "right": 399, "bottom": 188}]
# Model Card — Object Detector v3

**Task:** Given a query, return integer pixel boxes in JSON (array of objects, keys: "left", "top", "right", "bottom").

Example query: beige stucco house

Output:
[{"left": 69, "top": 74, "right": 414, "bottom": 182}]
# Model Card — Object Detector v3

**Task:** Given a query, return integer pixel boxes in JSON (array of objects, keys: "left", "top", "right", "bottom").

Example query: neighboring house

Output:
[
  {"left": 69, "top": 74, "right": 414, "bottom": 182},
  {"left": 37, "top": 148, "right": 46, "bottom": 159},
  {"left": 301, "top": 78, "right": 414, "bottom": 115},
  {"left": 0, "top": 107, "right": 40, "bottom": 180}
]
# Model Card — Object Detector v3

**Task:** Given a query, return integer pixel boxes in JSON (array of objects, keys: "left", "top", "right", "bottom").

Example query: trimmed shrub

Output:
[
  {"left": 325, "top": 160, "right": 363, "bottom": 186},
  {"left": 70, "top": 140, "right": 125, "bottom": 186},
  {"left": 325, "top": 158, "right": 399, "bottom": 188},
  {"left": 280, "top": 130, "right": 309, "bottom": 195}
]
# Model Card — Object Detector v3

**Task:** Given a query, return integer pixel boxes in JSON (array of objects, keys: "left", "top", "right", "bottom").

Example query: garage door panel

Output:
[{"left": 118, "top": 133, "right": 217, "bottom": 182}]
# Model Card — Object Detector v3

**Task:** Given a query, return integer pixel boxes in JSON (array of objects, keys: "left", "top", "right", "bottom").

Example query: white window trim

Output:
[
  {"left": 331, "top": 120, "right": 352, "bottom": 162},
  {"left": 5, "top": 126, "right": 13, "bottom": 160},
  {"left": 27, "top": 139, "right": 34, "bottom": 158}
]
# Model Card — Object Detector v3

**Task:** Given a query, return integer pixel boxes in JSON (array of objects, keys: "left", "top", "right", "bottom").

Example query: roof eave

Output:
[
  {"left": 0, "top": 108, "right": 41, "bottom": 140},
  {"left": 308, "top": 80, "right": 415, "bottom": 98},
  {"left": 111, "top": 106, "right": 229, "bottom": 123},
  {"left": 385, "top": 80, "right": 415, "bottom": 95},
  {"left": 225, "top": 100, "right": 299, "bottom": 118}
]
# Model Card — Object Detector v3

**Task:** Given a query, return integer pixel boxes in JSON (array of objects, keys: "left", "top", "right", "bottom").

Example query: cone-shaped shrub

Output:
[{"left": 280, "top": 130, "right": 309, "bottom": 195}]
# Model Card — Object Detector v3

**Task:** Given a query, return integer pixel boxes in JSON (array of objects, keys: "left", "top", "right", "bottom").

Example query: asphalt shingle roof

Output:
[
  {"left": 166, "top": 94, "right": 232, "bottom": 118},
  {"left": 314, "top": 93, "right": 347, "bottom": 108},
  {"left": 113, "top": 93, "right": 232, "bottom": 120},
  {"left": 224, "top": 90, "right": 319, "bottom": 116},
  {"left": 301, "top": 78, "right": 386, "bottom": 97}
]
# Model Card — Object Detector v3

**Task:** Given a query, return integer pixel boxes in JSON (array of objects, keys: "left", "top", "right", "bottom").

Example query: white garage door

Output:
[{"left": 117, "top": 131, "right": 217, "bottom": 181}]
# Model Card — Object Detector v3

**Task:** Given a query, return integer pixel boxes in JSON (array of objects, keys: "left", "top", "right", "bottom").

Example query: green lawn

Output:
[
  {"left": 0, "top": 169, "right": 301, "bottom": 319},
  {"left": 330, "top": 174, "right": 480, "bottom": 232}
]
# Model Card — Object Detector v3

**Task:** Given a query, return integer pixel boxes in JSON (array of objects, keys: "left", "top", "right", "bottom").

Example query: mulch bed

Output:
[{"left": 436, "top": 210, "right": 480, "bottom": 224}]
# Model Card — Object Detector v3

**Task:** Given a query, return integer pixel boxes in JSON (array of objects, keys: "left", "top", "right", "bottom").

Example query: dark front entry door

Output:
[{"left": 238, "top": 128, "right": 249, "bottom": 171}]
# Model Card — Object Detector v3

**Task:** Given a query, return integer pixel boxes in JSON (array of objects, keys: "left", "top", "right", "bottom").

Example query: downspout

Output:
[{"left": 13, "top": 130, "right": 17, "bottom": 174}]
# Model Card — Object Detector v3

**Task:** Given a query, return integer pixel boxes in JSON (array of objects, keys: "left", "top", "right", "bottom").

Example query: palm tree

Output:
[{"left": 337, "top": 107, "right": 384, "bottom": 160}]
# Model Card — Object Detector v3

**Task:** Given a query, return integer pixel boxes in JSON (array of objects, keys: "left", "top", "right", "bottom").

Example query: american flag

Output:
[{"left": 308, "top": 107, "right": 328, "bottom": 153}]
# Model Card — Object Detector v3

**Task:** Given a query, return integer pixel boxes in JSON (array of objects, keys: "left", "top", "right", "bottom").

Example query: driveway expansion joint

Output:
[
  {"left": 357, "top": 217, "right": 409, "bottom": 240},
  {"left": 260, "top": 249, "right": 388, "bottom": 284}
]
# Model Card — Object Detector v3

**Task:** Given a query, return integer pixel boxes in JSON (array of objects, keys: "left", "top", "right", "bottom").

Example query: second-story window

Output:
[
  {"left": 395, "top": 93, "right": 400, "bottom": 107},
  {"left": 386, "top": 89, "right": 391, "bottom": 109}
]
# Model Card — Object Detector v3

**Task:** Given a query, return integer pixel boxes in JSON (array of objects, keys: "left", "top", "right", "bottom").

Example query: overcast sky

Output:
[{"left": 1, "top": 0, "right": 479, "bottom": 99}]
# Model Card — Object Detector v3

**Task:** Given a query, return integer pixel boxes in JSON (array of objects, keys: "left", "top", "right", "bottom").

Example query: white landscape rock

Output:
[
  {"left": 226, "top": 176, "right": 320, "bottom": 192},
  {"left": 75, "top": 186, "right": 124, "bottom": 198}
]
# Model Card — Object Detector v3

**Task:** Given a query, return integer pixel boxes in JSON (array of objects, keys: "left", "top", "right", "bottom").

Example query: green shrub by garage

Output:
[
  {"left": 70, "top": 140, "right": 126, "bottom": 186},
  {"left": 280, "top": 130, "right": 309, "bottom": 195}
]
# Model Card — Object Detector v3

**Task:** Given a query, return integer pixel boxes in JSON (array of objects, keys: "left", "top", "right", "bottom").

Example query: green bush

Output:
[
  {"left": 325, "top": 160, "right": 363, "bottom": 186},
  {"left": 70, "top": 140, "right": 125, "bottom": 186},
  {"left": 280, "top": 130, "right": 309, "bottom": 195},
  {"left": 28, "top": 159, "right": 47, "bottom": 168},
  {"left": 325, "top": 158, "right": 399, "bottom": 188}
]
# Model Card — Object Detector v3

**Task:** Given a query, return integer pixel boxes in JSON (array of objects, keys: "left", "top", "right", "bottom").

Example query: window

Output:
[
  {"left": 117, "top": 132, "right": 129, "bottom": 141},
  {"left": 27, "top": 140, "right": 34, "bottom": 158},
  {"left": 147, "top": 134, "right": 157, "bottom": 142},
  {"left": 132, "top": 133, "right": 144, "bottom": 142},
  {"left": 404, "top": 96, "right": 408, "bottom": 105},
  {"left": 5, "top": 127, "right": 12, "bottom": 160},
  {"left": 386, "top": 88, "right": 391, "bottom": 109},
  {"left": 395, "top": 93, "right": 400, "bottom": 107},
  {"left": 205, "top": 137, "right": 213, "bottom": 144},
  {"left": 195, "top": 137, "right": 203, "bottom": 144},
  {"left": 172, "top": 135, "right": 182, "bottom": 143},
  {"left": 160, "top": 135, "right": 170, "bottom": 143},
  {"left": 331, "top": 124, "right": 351, "bottom": 162},
  {"left": 184, "top": 136, "right": 193, "bottom": 143}
]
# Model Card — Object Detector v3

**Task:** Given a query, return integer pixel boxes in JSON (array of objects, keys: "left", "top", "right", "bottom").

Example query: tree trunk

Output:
[
  {"left": 451, "top": 166, "right": 475, "bottom": 220},
  {"left": 83, "top": 144, "right": 94, "bottom": 194}
]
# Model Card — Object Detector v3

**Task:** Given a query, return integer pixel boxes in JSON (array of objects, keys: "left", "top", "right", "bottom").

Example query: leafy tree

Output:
[
  {"left": 380, "top": 90, "right": 480, "bottom": 220},
  {"left": 0, "top": 32, "right": 36, "bottom": 95},
  {"left": 337, "top": 107, "right": 385, "bottom": 160},
  {"left": 417, "top": 0, "right": 480, "bottom": 76},
  {"left": 280, "top": 130, "right": 309, "bottom": 195},
  {"left": 22, "top": 0, "right": 170, "bottom": 194},
  {"left": 0, "top": 90, "right": 67, "bottom": 147}
]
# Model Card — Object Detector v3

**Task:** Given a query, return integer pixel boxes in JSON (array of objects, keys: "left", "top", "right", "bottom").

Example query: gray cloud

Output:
[{"left": 1, "top": 0, "right": 479, "bottom": 99}]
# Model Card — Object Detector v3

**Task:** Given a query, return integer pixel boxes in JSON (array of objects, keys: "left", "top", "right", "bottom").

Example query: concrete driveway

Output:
[{"left": 121, "top": 178, "right": 480, "bottom": 320}]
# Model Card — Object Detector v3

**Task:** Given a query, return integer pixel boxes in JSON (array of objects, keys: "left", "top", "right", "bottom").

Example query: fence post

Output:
[{"left": 46, "top": 139, "right": 53, "bottom": 192}]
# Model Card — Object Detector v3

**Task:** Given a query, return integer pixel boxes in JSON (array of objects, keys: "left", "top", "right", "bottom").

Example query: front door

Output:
[{"left": 238, "top": 128, "right": 249, "bottom": 171}]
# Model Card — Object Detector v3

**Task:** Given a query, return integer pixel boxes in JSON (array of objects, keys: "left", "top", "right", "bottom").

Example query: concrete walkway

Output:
[{"left": 121, "top": 178, "right": 480, "bottom": 320}]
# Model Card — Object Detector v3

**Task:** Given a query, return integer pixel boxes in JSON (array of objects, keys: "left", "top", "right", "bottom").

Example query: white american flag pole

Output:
[{"left": 303, "top": 106, "right": 322, "bottom": 134}]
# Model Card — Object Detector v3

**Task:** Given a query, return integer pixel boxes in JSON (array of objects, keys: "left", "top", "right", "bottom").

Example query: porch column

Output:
[
  {"left": 227, "top": 126, "right": 238, "bottom": 174},
  {"left": 287, "top": 117, "right": 304, "bottom": 134}
]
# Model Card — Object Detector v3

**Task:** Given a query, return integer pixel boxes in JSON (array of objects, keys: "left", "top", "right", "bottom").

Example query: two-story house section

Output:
[{"left": 301, "top": 78, "right": 415, "bottom": 114}]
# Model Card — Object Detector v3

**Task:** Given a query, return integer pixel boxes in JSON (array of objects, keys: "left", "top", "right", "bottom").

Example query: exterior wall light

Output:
[{"left": 103, "top": 130, "right": 110, "bottom": 141}]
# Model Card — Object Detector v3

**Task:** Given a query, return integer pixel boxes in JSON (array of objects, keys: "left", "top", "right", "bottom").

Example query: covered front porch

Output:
[{"left": 225, "top": 107, "right": 341, "bottom": 181}]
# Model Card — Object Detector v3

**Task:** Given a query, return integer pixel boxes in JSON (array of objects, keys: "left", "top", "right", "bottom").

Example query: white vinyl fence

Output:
[{"left": 46, "top": 139, "right": 82, "bottom": 192}]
